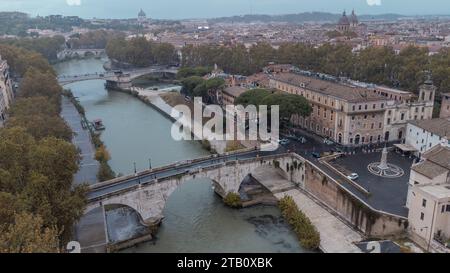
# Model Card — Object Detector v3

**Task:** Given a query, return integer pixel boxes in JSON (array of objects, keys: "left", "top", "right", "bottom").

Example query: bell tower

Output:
[{"left": 418, "top": 72, "right": 436, "bottom": 103}]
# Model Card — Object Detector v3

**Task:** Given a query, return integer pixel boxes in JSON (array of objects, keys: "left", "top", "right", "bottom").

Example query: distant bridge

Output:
[
  {"left": 85, "top": 150, "right": 306, "bottom": 226},
  {"left": 57, "top": 48, "right": 105, "bottom": 60},
  {"left": 57, "top": 66, "right": 179, "bottom": 88}
]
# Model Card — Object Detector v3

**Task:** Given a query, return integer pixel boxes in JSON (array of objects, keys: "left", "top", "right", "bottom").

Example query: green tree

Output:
[
  {"left": 261, "top": 93, "right": 312, "bottom": 120},
  {"left": 235, "top": 88, "right": 273, "bottom": 106}
]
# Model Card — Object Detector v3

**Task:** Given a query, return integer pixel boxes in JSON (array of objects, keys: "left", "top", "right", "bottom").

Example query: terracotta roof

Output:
[
  {"left": 422, "top": 145, "right": 450, "bottom": 170},
  {"left": 272, "top": 73, "right": 388, "bottom": 103},
  {"left": 223, "top": 86, "right": 247, "bottom": 98},
  {"left": 409, "top": 118, "right": 450, "bottom": 139},
  {"left": 412, "top": 160, "right": 448, "bottom": 179}
]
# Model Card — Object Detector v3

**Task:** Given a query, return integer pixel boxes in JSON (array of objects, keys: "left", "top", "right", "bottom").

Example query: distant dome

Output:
[
  {"left": 350, "top": 10, "right": 359, "bottom": 25},
  {"left": 138, "top": 9, "right": 146, "bottom": 17},
  {"left": 338, "top": 11, "right": 350, "bottom": 25}
]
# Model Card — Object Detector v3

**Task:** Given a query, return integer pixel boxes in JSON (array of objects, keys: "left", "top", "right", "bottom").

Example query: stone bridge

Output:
[
  {"left": 57, "top": 48, "right": 105, "bottom": 60},
  {"left": 85, "top": 151, "right": 306, "bottom": 227},
  {"left": 57, "top": 66, "right": 178, "bottom": 89}
]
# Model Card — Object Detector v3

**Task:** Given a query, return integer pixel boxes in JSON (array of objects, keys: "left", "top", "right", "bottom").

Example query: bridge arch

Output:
[{"left": 86, "top": 154, "right": 306, "bottom": 228}]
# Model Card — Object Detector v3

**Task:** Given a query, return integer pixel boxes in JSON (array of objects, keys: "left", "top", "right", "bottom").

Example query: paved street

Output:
[{"left": 280, "top": 129, "right": 412, "bottom": 217}]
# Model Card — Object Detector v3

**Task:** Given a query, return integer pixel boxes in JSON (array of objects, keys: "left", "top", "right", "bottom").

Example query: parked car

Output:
[
  {"left": 324, "top": 138, "right": 334, "bottom": 145},
  {"left": 278, "top": 139, "right": 290, "bottom": 145},
  {"left": 311, "top": 152, "right": 321, "bottom": 158},
  {"left": 347, "top": 173, "right": 359, "bottom": 181}
]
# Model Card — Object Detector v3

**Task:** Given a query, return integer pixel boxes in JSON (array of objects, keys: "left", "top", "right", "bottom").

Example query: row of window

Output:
[{"left": 351, "top": 103, "right": 385, "bottom": 112}]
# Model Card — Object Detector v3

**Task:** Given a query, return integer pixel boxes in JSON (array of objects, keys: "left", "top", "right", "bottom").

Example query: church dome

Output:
[
  {"left": 138, "top": 9, "right": 146, "bottom": 17},
  {"left": 338, "top": 11, "right": 350, "bottom": 25},
  {"left": 350, "top": 10, "right": 359, "bottom": 25}
]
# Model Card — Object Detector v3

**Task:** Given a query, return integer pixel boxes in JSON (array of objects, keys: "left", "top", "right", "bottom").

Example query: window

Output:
[
  {"left": 422, "top": 199, "right": 427, "bottom": 208},
  {"left": 364, "top": 115, "right": 367, "bottom": 119},
  {"left": 358, "top": 105, "right": 362, "bottom": 110},
  {"left": 420, "top": 212, "right": 424, "bottom": 221},
  {"left": 379, "top": 123, "right": 382, "bottom": 129},
  {"left": 373, "top": 104, "right": 376, "bottom": 109},
  {"left": 352, "top": 105, "right": 356, "bottom": 111},
  {"left": 381, "top": 103, "right": 384, "bottom": 108},
  {"left": 388, "top": 110, "right": 392, "bottom": 115},
  {"left": 387, "top": 118, "right": 391, "bottom": 125},
  {"left": 442, "top": 205, "right": 445, "bottom": 213},
  {"left": 365, "top": 105, "right": 368, "bottom": 110},
  {"left": 447, "top": 205, "right": 450, "bottom": 212},
  {"left": 352, "top": 116, "right": 355, "bottom": 120},
  {"left": 401, "top": 113, "right": 405, "bottom": 121}
]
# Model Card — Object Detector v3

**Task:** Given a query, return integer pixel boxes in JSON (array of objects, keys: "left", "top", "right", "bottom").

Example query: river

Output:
[{"left": 55, "top": 57, "right": 307, "bottom": 253}]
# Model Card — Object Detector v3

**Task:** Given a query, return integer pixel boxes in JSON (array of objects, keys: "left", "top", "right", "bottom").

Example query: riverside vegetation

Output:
[
  {"left": 278, "top": 196, "right": 321, "bottom": 250},
  {"left": 0, "top": 43, "right": 87, "bottom": 252}
]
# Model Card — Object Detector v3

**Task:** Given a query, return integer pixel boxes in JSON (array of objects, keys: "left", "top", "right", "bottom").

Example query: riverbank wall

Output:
[
  {"left": 303, "top": 160, "right": 408, "bottom": 238},
  {"left": 113, "top": 87, "right": 229, "bottom": 154}
]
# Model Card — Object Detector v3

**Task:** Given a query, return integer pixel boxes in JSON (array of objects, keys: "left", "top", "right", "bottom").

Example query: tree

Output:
[
  {"left": 180, "top": 76, "right": 205, "bottom": 96},
  {"left": 8, "top": 97, "right": 60, "bottom": 117},
  {"left": 261, "top": 93, "right": 312, "bottom": 120},
  {"left": 7, "top": 115, "right": 72, "bottom": 141},
  {"left": 153, "top": 43, "right": 178, "bottom": 65},
  {"left": 18, "top": 68, "right": 62, "bottom": 100},
  {"left": 0, "top": 212, "right": 60, "bottom": 253},
  {"left": 235, "top": 88, "right": 273, "bottom": 106}
]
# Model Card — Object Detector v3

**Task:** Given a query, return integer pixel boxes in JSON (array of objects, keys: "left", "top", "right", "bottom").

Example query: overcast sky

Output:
[{"left": 0, "top": 0, "right": 449, "bottom": 19}]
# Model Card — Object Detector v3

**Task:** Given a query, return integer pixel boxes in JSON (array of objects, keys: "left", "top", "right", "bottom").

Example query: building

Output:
[
  {"left": 0, "top": 56, "right": 14, "bottom": 127},
  {"left": 138, "top": 9, "right": 147, "bottom": 23},
  {"left": 270, "top": 72, "right": 388, "bottom": 146},
  {"left": 269, "top": 70, "right": 435, "bottom": 147},
  {"left": 221, "top": 86, "right": 247, "bottom": 106},
  {"left": 440, "top": 93, "right": 450, "bottom": 118},
  {"left": 379, "top": 79, "right": 435, "bottom": 143},
  {"left": 406, "top": 145, "right": 450, "bottom": 251},
  {"left": 405, "top": 118, "right": 450, "bottom": 157},
  {"left": 336, "top": 10, "right": 359, "bottom": 33}
]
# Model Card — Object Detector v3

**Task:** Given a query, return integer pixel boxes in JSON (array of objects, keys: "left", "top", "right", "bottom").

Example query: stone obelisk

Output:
[{"left": 378, "top": 147, "right": 389, "bottom": 170}]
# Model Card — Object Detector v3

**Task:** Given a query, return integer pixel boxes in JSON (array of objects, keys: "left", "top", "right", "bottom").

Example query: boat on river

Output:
[{"left": 92, "top": 119, "right": 106, "bottom": 131}]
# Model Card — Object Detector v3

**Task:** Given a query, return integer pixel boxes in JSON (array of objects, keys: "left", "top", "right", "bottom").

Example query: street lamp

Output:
[
  {"left": 149, "top": 158, "right": 152, "bottom": 170},
  {"left": 134, "top": 162, "right": 137, "bottom": 175}
]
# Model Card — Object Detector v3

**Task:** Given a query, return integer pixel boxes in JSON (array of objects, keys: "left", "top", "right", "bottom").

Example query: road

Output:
[{"left": 88, "top": 148, "right": 285, "bottom": 201}]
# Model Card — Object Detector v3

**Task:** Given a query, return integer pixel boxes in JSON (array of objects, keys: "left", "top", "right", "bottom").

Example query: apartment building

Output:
[
  {"left": 405, "top": 118, "right": 450, "bottom": 157},
  {"left": 406, "top": 146, "right": 450, "bottom": 251},
  {"left": 270, "top": 71, "right": 435, "bottom": 147}
]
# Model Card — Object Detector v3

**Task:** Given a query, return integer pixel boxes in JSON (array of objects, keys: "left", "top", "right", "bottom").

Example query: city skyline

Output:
[{"left": 0, "top": 0, "right": 450, "bottom": 19}]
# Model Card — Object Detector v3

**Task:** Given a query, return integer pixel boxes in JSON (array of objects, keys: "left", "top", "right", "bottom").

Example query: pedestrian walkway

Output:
[
  {"left": 61, "top": 96, "right": 99, "bottom": 185},
  {"left": 275, "top": 189, "right": 363, "bottom": 253}
]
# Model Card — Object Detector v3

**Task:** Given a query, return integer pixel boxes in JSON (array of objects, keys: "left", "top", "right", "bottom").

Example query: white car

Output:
[{"left": 347, "top": 173, "right": 359, "bottom": 181}]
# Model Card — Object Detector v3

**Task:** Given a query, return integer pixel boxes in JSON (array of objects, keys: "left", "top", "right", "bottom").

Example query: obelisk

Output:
[{"left": 378, "top": 147, "right": 389, "bottom": 170}]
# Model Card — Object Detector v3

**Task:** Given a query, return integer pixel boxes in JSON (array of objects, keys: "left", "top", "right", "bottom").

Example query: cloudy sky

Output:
[{"left": 0, "top": 0, "right": 448, "bottom": 19}]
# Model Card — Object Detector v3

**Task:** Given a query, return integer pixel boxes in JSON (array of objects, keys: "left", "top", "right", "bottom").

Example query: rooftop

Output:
[
  {"left": 412, "top": 160, "right": 448, "bottom": 179},
  {"left": 423, "top": 145, "right": 450, "bottom": 170},
  {"left": 417, "top": 184, "right": 450, "bottom": 200},
  {"left": 271, "top": 72, "right": 388, "bottom": 103},
  {"left": 409, "top": 118, "right": 450, "bottom": 139},
  {"left": 223, "top": 86, "right": 247, "bottom": 98}
]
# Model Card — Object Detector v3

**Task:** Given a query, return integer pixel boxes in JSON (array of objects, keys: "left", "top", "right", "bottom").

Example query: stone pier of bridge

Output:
[{"left": 85, "top": 153, "right": 306, "bottom": 227}]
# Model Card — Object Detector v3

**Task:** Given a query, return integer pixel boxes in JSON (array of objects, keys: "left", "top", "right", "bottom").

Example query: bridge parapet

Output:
[{"left": 85, "top": 152, "right": 306, "bottom": 227}]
